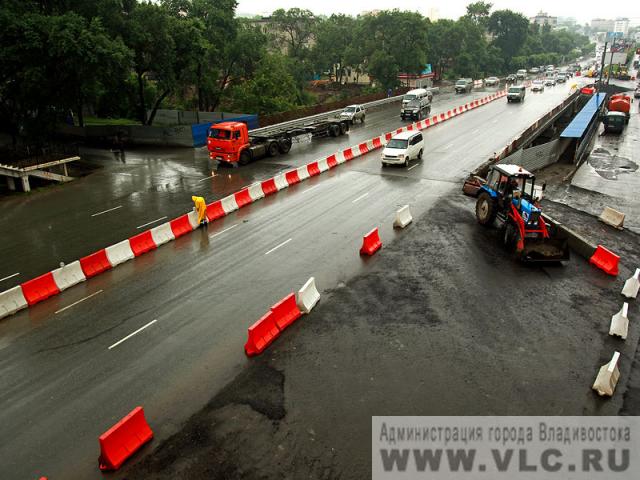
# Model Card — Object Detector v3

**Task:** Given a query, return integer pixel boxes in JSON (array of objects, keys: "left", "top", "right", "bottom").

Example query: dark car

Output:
[{"left": 506, "top": 74, "right": 517, "bottom": 83}]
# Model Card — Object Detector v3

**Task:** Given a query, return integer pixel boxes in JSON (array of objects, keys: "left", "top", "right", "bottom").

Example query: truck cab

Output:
[{"left": 207, "top": 122, "right": 250, "bottom": 164}]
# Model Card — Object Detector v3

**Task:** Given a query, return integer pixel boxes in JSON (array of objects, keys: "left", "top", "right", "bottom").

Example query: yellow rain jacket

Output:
[{"left": 192, "top": 196, "right": 207, "bottom": 224}]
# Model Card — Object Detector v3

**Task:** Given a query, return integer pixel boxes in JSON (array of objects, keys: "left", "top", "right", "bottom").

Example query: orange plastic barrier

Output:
[
  {"left": 206, "top": 200, "right": 225, "bottom": 222},
  {"left": 307, "top": 162, "right": 321, "bottom": 177},
  {"left": 169, "top": 214, "right": 194, "bottom": 238},
  {"left": 98, "top": 406, "right": 153, "bottom": 471},
  {"left": 285, "top": 169, "right": 301, "bottom": 186},
  {"left": 129, "top": 230, "right": 156, "bottom": 257},
  {"left": 261, "top": 178, "right": 278, "bottom": 196},
  {"left": 80, "top": 250, "right": 112, "bottom": 278},
  {"left": 360, "top": 228, "right": 382, "bottom": 256},
  {"left": 234, "top": 188, "right": 252, "bottom": 208},
  {"left": 21, "top": 272, "right": 60, "bottom": 306},
  {"left": 590, "top": 245, "right": 620, "bottom": 276},
  {"left": 244, "top": 311, "right": 280, "bottom": 356},
  {"left": 270, "top": 293, "right": 301, "bottom": 331}
]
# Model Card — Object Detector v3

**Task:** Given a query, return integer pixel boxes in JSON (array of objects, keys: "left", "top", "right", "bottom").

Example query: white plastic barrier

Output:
[
  {"left": 592, "top": 351, "right": 621, "bottom": 397},
  {"left": 599, "top": 207, "right": 625, "bottom": 229},
  {"left": 297, "top": 277, "right": 320, "bottom": 314},
  {"left": 0, "top": 285, "right": 28, "bottom": 319},
  {"left": 622, "top": 269, "right": 640, "bottom": 299},
  {"left": 317, "top": 158, "right": 330, "bottom": 173},
  {"left": 273, "top": 173, "right": 289, "bottom": 191},
  {"left": 296, "top": 165, "right": 310, "bottom": 182},
  {"left": 52, "top": 260, "right": 86, "bottom": 291},
  {"left": 105, "top": 240, "right": 135, "bottom": 267},
  {"left": 609, "top": 303, "right": 629, "bottom": 339},
  {"left": 150, "top": 222, "right": 175, "bottom": 246},
  {"left": 187, "top": 210, "right": 199, "bottom": 229},
  {"left": 221, "top": 194, "right": 239, "bottom": 214},
  {"left": 393, "top": 205, "right": 413, "bottom": 229},
  {"left": 334, "top": 151, "right": 347, "bottom": 165},
  {"left": 248, "top": 182, "right": 265, "bottom": 202}
]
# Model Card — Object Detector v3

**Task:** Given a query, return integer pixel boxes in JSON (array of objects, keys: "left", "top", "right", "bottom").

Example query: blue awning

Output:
[{"left": 560, "top": 93, "right": 607, "bottom": 138}]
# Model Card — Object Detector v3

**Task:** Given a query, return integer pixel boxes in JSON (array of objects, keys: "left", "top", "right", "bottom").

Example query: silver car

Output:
[{"left": 339, "top": 104, "right": 366, "bottom": 124}]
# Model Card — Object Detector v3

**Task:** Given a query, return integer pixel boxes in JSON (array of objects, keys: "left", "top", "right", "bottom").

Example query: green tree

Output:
[
  {"left": 465, "top": 1, "right": 492, "bottom": 27},
  {"left": 312, "top": 14, "right": 357, "bottom": 83},
  {"left": 487, "top": 10, "right": 530, "bottom": 67},
  {"left": 271, "top": 8, "right": 316, "bottom": 59}
]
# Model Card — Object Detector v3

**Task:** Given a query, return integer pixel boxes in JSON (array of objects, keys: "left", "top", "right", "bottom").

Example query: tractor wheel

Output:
[
  {"left": 502, "top": 222, "right": 518, "bottom": 252},
  {"left": 267, "top": 141, "right": 279, "bottom": 157},
  {"left": 475, "top": 192, "right": 497, "bottom": 226},
  {"left": 278, "top": 138, "right": 292, "bottom": 154},
  {"left": 239, "top": 151, "right": 251, "bottom": 166}
]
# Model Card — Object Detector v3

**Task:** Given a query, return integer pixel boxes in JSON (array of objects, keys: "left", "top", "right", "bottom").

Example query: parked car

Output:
[
  {"left": 531, "top": 80, "right": 545, "bottom": 92},
  {"left": 603, "top": 111, "right": 626, "bottom": 134},
  {"left": 484, "top": 76, "right": 499, "bottom": 87},
  {"left": 634, "top": 87, "right": 640, "bottom": 99},
  {"left": 381, "top": 130, "right": 424, "bottom": 167},
  {"left": 454, "top": 78, "right": 473, "bottom": 93},
  {"left": 339, "top": 104, "right": 366, "bottom": 124},
  {"left": 507, "top": 85, "right": 526, "bottom": 103}
]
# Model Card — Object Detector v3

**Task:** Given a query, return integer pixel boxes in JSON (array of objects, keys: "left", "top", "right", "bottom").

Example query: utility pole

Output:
[{"left": 597, "top": 41, "right": 607, "bottom": 92}]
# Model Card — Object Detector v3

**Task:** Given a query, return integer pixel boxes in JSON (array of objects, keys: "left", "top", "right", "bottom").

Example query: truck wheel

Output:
[
  {"left": 476, "top": 192, "right": 497, "bottom": 226},
  {"left": 330, "top": 124, "right": 340, "bottom": 137},
  {"left": 278, "top": 138, "right": 292, "bottom": 154},
  {"left": 426, "top": 106, "right": 431, "bottom": 115},
  {"left": 361, "top": 114, "right": 365, "bottom": 123},
  {"left": 239, "top": 151, "right": 251, "bottom": 166},
  {"left": 267, "top": 141, "right": 278, "bottom": 157},
  {"left": 339, "top": 122, "right": 347, "bottom": 135}
]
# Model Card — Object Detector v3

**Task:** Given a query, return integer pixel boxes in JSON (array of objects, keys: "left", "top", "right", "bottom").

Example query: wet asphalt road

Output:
[
  {"left": 2, "top": 86, "right": 538, "bottom": 289},
  {"left": 0, "top": 81, "right": 584, "bottom": 479}
]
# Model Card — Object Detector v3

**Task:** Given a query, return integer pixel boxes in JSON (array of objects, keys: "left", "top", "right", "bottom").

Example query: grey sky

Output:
[{"left": 236, "top": 0, "right": 640, "bottom": 25}]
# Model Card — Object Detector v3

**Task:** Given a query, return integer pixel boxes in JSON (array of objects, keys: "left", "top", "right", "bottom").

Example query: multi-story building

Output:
[
  {"left": 590, "top": 18, "right": 615, "bottom": 32},
  {"left": 613, "top": 18, "right": 630, "bottom": 36},
  {"left": 530, "top": 11, "right": 557, "bottom": 27}
]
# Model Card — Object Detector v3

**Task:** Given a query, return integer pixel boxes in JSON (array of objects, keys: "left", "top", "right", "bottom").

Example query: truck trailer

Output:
[{"left": 207, "top": 118, "right": 351, "bottom": 165}]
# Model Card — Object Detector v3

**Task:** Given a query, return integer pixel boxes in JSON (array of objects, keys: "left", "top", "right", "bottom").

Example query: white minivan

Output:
[
  {"left": 402, "top": 88, "right": 431, "bottom": 107},
  {"left": 381, "top": 130, "right": 424, "bottom": 167}
]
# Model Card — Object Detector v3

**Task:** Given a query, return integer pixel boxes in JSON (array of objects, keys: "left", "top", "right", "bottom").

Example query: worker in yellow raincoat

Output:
[{"left": 192, "top": 196, "right": 208, "bottom": 227}]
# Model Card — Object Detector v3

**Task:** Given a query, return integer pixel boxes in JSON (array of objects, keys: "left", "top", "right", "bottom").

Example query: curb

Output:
[
  {"left": 542, "top": 213, "right": 597, "bottom": 259},
  {"left": 0, "top": 90, "right": 507, "bottom": 320}
]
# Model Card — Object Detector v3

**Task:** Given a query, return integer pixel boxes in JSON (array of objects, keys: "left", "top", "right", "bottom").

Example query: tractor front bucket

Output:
[{"left": 520, "top": 237, "right": 570, "bottom": 263}]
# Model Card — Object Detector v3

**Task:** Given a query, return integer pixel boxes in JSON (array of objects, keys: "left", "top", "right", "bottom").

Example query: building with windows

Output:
[
  {"left": 613, "top": 18, "right": 630, "bottom": 36},
  {"left": 530, "top": 11, "right": 557, "bottom": 27}
]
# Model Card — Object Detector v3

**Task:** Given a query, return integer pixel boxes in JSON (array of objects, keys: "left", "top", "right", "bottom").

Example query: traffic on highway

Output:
[{"left": 2, "top": 2, "right": 640, "bottom": 479}]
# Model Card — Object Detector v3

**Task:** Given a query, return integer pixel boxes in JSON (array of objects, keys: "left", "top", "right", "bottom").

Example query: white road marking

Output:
[
  {"left": 0, "top": 272, "right": 20, "bottom": 283},
  {"left": 198, "top": 173, "right": 216, "bottom": 182},
  {"left": 54, "top": 290, "right": 103, "bottom": 314},
  {"left": 443, "top": 143, "right": 454, "bottom": 150},
  {"left": 352, "top": 192, "right": 370, "bottom": 203},
  {"left": 301, "top": 184, "right": 321, "bottom": 195},
  {"left": 471, "top": 129, "right": 480, "bottom": 135},
  {"left": 115, "top": 172, "right": 135, "bottom": 176},
  {"left": 491, "top": 119, "right": 499, "bottom": 124},
  {"left": 91, "top": 205, "right": 123, "bottom": 217},
  {"left": 407, "top": 163, "right": 420, "bottom": 171},
  {"left": 265, "top": 238, "right": 292, "bottom": 255},
  {"left": 209, "top": 223, "right": 239, "bottom": 239},
  {"left": 136, "top": 216, "right": 167, "bottom": 229},
  {"left": 108, "top": 319, "right": 157, "bottom": 350}
]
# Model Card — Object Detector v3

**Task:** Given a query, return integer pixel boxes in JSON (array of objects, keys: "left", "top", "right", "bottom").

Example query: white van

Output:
[
  {"left": 402, "top": 89, "right": 430, "bottom": 107},
  {"left": 381, "top": 130, "right": 424, "bottom": 167}
]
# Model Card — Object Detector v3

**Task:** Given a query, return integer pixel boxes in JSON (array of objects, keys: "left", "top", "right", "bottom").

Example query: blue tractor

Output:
[{"left": 474, "top": 164, "right": 570, "bottom": 263}]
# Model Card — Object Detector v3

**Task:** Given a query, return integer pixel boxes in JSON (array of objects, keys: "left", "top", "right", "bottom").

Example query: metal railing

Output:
[{"left": 249, "top": 94, "right": 406, "bottom": 137}]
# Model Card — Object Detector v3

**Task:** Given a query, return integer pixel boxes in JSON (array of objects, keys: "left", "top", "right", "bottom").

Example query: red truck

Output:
[{"left": 207, "top": 118, "right": 350, "bottom": 165}]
